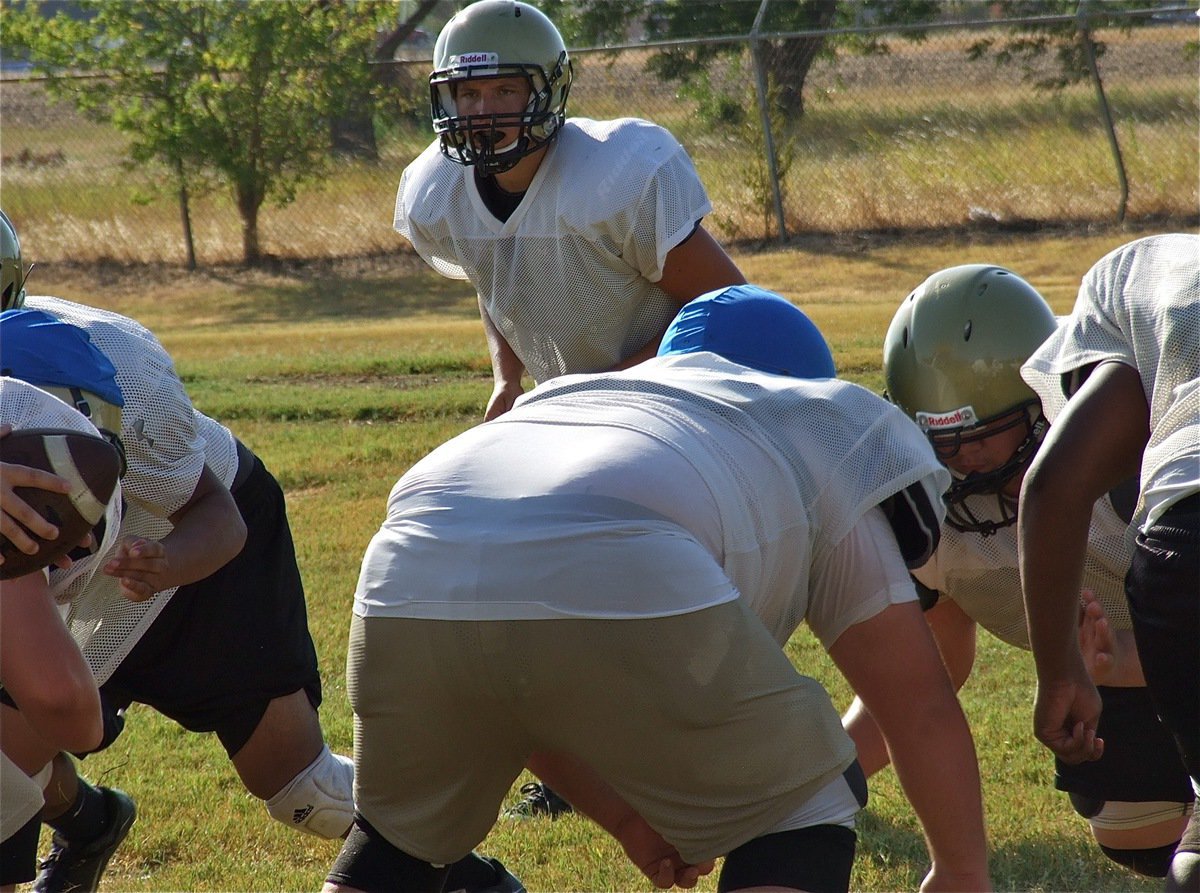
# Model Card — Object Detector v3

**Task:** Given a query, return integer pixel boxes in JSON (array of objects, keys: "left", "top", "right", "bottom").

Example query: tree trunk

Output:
[
  {"left": 174, "top": 155, "right": 197, "bottom": 271},
  {"left": 237, "top": 182, "right": 264, "bottom": 265},
  {"left": 329, "top": 0, "right": 441, "bottom": 159},
  {"left": 769, "top": 0, "right": 838, "bottom": 118}
]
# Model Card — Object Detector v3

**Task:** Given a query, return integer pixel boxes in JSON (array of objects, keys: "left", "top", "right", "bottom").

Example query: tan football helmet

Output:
[{"left": 884, "top": 264, "right": 1058, "bottom": 534}]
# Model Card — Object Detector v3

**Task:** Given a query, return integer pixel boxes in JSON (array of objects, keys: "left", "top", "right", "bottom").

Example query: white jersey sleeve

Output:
[
  {"left": 394, "top": 118, "right": 712, "bottom": 382},
  {"left": 0, "top": 377, "right": 123, "bottom": 604},
  {"left": 1021, "top": 233, "right": 1200, "bottom": 530}
]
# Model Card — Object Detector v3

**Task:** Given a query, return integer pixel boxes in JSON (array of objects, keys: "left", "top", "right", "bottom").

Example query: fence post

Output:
[
  {"left": 750, "top": 0, "right": 788, "bottom": 241},
  {"left": 1077, "top": 0, "right": 1128, "bottom": 223}
]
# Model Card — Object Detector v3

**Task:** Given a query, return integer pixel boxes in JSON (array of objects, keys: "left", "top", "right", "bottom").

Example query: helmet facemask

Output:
[
  {"left": 430, "top": 52, "right": 571, "bottom": 175},
  {"left": 932, "top": 401, "right": 1047, "bottom": 537}
]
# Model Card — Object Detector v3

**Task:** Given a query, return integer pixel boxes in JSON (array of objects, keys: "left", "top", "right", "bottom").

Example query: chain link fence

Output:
[{"left": 1, "top": 8, "right": 1195, "bottom": 265}]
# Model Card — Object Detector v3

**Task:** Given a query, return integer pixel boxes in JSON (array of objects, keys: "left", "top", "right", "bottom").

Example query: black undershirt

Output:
[{"left": 475, "top": 170, "right": 525, "bottom": 222}]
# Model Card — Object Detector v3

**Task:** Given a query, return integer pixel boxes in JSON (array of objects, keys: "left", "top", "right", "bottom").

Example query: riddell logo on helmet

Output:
[
  {"left": 450, "top": 52, "right": 500, "bottom": 74},
  {"left": 916, "top": 406, "right": 977, "bottom": 431}
]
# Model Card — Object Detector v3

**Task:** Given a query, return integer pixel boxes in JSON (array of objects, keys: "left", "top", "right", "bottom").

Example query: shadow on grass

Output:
[
  {"left": 201, "top": 257, "right": 481, "bottom": 325},
  {"left": 854, "top": 807, "right": 1161, "bottom": 892},
  {"left": 43, "top": 251, "right": 481, "bottom": 327}
]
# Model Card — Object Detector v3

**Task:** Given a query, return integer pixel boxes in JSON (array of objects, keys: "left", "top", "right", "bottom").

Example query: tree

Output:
[
  {"left": 7, "top": 0, "right": 397, "bottom": 265},
  {"left": 540, "top": 0, "right": 1164, "bottom": 124},
  {"left": 541, "top": 0, "right": 942, "bottom": 122}
]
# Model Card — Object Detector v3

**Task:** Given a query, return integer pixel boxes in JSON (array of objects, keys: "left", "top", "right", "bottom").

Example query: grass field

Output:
[{"left": 22, "top": 221, "right": 1185, "bottom": 892}]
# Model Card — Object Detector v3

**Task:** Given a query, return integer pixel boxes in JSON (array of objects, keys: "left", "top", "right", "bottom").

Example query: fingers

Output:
[
  {"left": 104, "top": 538, "right": 168, "bottom": 602},
  {"left": 1037, "top": 720, "right": 1104, "bottom": 765},
  {"left": 1, "top": 463, "right": 73, "bottom": 549}
]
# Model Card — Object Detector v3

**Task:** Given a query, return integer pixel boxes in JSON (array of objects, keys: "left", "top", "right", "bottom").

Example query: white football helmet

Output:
[{"left": 429, "top": 0, "right": 572, "bottom": 175}]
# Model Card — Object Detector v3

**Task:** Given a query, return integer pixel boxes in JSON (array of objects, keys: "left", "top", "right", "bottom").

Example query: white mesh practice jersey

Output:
[
  {"left": 914, "top": 492, "right": 1134, "bottom": 648},
  {"left": 25, "top": 296, "right": 240, "bottom": 683},
  {"left": 394, "top": 117, "right": 712, "bottom": 384},
  {"left": 1022, "top": 233, "right": 1200, "bottom": 532},
  {"left": 0, "top": 377, "right": 122, "bottom": 600},
  {"left": 355, "top": 354, "right": 949, "bottom": 647}
]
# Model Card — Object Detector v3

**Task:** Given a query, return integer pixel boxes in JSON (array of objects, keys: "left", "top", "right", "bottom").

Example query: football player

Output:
[
  {"left": 843, "top": 263, "right": 1194, "bottom": 878},
  {"left": 1019, "top": 233, "right": 1199, "bottom": 890},
  {"left": 395, "top": 0, "right": 745, "bottom": 426},
  {"left": 0, "top": 209, "right": 521, "bottom": 893},
  {"left": 324, "top": 285, "right": 991, "bottom": 893},
  {"left": 1, "top": 366, "right": 124, "bottom": 892}
]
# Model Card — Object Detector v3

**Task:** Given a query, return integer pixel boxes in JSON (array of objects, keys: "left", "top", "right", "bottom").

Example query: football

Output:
[{"left": 0, "top": 427, "right": 122, "bottom": 580}]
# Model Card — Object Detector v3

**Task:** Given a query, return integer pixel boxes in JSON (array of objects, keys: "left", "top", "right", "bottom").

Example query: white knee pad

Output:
[{"left": 265, "top": 745, "right": 354, "bottom": 839}]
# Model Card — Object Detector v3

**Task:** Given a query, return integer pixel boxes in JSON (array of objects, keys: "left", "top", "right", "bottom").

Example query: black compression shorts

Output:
[{"left": 97, "top": 451, "right": 322, "bottom": 757}]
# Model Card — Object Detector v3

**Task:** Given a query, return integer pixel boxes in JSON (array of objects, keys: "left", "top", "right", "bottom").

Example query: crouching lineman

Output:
[
  {"left": 1019, "top": 234, "right": 1200, "bottom": 890},
  {"left": 0, "top": 209, "right": 521, "bottom": 893},
  {"left": 325, "top": 285, "right": 992, "bottom": 892},
  {"left": 1, "top": 372, "right": 123, "bottom": 891},
  {"left": 843, "top": 264, "right": 1193, "bottom": 878}
]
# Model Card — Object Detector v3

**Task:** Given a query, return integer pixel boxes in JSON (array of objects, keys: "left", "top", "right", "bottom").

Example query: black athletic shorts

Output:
[
  {"left": 1055, "top": 684, "right": 1194, "bottom": 803},
  {"left": 1125, "top": 492, "right": 1200, "bottom": 783},
  {"left": 97, "top": 449, "right": 322, "bottom": 757}
]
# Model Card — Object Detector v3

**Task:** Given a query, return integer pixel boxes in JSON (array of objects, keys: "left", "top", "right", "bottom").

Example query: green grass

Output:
[{"left": 27, "top": 223, "right": 1179, "bottom": 891}]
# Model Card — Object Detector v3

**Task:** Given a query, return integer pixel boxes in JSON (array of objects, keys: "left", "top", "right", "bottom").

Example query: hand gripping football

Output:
[{"left": 1, "top": 427, "right": 122, "bottom": 580}]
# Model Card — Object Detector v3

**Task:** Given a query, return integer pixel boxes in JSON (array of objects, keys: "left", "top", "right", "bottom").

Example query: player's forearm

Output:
[
  {"left": 160, "top": 495, "right": 246, "bottom": 589},
  {"left": 526, "top": 751, "right": 629, "bottom": 836},
  {"left": 885, "top": 698, "right": 990, "bottom": 882},
  {"left": 1018, "top": 474, "right": 1094, "bottom": 679},
  {"left": 0, "top": 577, "right": 103, "bottom": 754},
  {"left": 478, "top": 295, "right": 525, "bottom": 387}
]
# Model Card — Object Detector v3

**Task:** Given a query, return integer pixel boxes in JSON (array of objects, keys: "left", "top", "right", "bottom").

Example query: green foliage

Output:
[
  {"left": 5, "top": 0, "right": 399, "bottom": 263},
  {"left": 962, "top": 0, "right": 1148, "bottom": 90}
]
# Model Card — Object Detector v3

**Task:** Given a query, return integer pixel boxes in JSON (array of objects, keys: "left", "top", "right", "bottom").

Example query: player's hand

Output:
[
  {"left": 614, "top": 812, "right": 714, "bottom": 889},
  {"left": 1032, "top": 669, "right": 1104, "bottom": 765},
  {"left": 0, "top": 425, "right": 75, "bottom": 556},
  {"left": 484, "top": 381, "right": 524, "bottom": 421},
  {"left": 104, "top": 537, "right": 169, "bottom": 602},
  {"left": 1078, "top": 589, "right": 1116, "bottom": 685},
  {"left": 1078, "top": 589, "right": 1144, "bottom": 687}
]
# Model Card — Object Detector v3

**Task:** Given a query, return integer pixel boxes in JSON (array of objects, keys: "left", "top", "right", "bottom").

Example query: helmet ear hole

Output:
[{"left": 963, "top": 320, "right": 973, "bottom": 341}]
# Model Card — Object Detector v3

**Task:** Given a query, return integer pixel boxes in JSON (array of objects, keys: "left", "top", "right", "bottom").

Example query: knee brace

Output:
[
  {"left": 1098, "top": 842, "right": 1177, "bottom": 878},
  {"left": 326, "top": 815, "right": 450, "bottom": 893},
  {"left": 1069, "top": 793, "right": 1194, "bottom": 878},
  {"left": 1070, "top": 792, "right": 1193, "bottom": 832},
  {"left": 265, "top": 745, "right": 354, "bottom": 839},
  {"left": 719, "top": 825, "right": 856, "bottom": 893}
]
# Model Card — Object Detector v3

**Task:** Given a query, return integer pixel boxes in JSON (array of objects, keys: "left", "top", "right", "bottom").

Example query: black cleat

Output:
[
  {"left": 34, "top": 787, "right": 136, "bottom": 893},
  {"left": 501, "top": 782, "right": 574, "bottom": 820}
]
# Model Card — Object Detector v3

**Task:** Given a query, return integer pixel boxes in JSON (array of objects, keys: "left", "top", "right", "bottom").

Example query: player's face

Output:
[
  {"left": 931, "top": 408, "right": 1031, "bottom": 483},
  {"left": 453, "top": 76, "right": 531, "bottom": 150}
]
